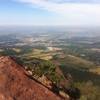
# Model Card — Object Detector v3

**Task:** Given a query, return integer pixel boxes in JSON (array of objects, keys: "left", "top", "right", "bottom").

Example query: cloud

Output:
[
  {"left": 13, "top": 0, "right": 100, "bottom": 26},
  {"left": 15, "top": 0, "right": 100, "bottom": 4},
  {"left": 14, "top": 0, "right": 100, "bottom": 15}
]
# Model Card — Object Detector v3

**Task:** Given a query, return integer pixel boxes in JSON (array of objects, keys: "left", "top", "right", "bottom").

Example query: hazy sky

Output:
[{"left": 0, "top": 0, "right": 100, "bottom": 26}]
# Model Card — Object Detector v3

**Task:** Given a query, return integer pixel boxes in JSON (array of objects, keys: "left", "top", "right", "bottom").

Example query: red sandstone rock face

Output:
[{"left": 0, "top": 56, "right": 63, "bottom": 100}]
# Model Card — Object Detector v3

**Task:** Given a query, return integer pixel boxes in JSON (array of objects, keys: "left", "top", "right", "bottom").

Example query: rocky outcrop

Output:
[{"left": 0, "top": 56, "right": 63, "bottom": 100}]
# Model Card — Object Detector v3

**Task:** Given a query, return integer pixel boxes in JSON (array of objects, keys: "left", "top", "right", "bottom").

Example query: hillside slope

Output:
[{"left": 0, "top": 56, "right": 63, "bottom": 100}]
